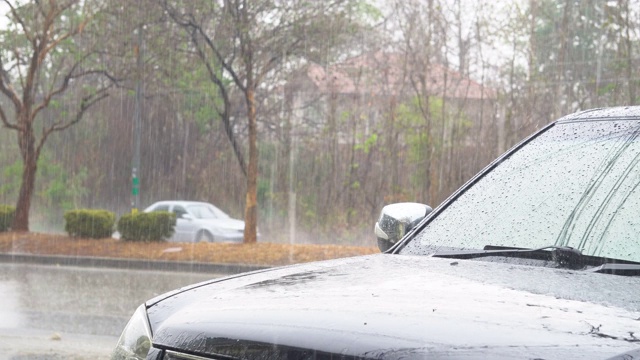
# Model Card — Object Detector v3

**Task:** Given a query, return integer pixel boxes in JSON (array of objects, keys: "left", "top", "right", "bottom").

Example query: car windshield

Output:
[
  {"left": 186, "top": 204, "right": 230, "bottom": 219},
  {"left": 401, "top": 119, "right": 640, "bottom": 264}
]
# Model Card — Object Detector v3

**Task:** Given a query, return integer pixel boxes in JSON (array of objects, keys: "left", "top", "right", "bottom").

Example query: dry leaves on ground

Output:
[{"left": 0, "top": 232, "right": 379, "bottom": 267}]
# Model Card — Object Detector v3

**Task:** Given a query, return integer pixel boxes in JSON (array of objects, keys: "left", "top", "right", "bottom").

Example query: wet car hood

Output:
[{"left": 146, "top": 254, "right": 640, "bottom": 359}]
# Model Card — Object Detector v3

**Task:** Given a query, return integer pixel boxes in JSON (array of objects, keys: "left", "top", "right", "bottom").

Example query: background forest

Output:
[{"left": 1, "top": 0, "right": 639, "bottom": 245}]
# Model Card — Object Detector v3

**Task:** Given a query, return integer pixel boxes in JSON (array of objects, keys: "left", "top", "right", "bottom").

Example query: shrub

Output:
[
  {"left": 117, "top": 211, "right": 176, "bottom": 242},
  {"left": 64, "top": 209, "right": 116, "bottom": 239},
  {"left": 0, "top": 205, "right": 15, "bottom": 232}
]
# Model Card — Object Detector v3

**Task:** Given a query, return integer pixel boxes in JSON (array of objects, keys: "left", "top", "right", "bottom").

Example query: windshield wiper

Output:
[
  {"left": 432, "top": 245, "right": 582, "bottom": 269},
  {"left": 432, "top": 245, "right": 640, "bottom": 275},
  {"left": 586, "top": 263, "right": 640, "bottom": 276}
]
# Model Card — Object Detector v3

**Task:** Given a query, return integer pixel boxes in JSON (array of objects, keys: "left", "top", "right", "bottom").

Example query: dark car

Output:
[{"left": 111, "top": 107, "right": 640, "bottom": 360}]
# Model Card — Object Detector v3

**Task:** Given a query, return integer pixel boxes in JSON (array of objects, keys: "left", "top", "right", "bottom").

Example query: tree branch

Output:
[
  {"left": 188, "top": 28, "right": 247, "bottom": 177},
  {"left": 36, "top": 89, "right": 110, "bottom": 156},
  {"left": 30, "top": 47, "right": 114, "bottom": 119},
  {"left": 0, "top": 57, "right": 23, "bottom": 109},
  {"left": 3, "top": 0, "right": 36, "bottom": 45},
  {"left": 161, "top": 0, "right": 246, "bottom": 92},
  {"left": 32, "top": 69, "right": 117, "bottom": 120},
  {"left": 42, "top": 14, "right": 94, "bottom": 60},
  {"left": 0, "top": 103, "right": 20, "bottom": 131}
]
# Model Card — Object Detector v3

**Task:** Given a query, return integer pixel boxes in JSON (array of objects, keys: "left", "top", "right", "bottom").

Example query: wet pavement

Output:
[{"left": 0, "top": 263, "right": 219, "bottom": 359}]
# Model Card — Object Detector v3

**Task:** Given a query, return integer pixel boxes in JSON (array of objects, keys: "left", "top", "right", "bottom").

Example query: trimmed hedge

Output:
[
  {"left": 117, "top": 211, "right": 176, "bottom": 242},
  {"left": 0, "top": 205, "right": 15, "bottom": 232},
  {"left": 64, "top": 209, "right": 116, "bottom": 239}
]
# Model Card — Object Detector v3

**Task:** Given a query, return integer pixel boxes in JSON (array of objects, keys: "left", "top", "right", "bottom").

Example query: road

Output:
[{"left": 0, "top": 263, "right": 219, "bottom": 360}]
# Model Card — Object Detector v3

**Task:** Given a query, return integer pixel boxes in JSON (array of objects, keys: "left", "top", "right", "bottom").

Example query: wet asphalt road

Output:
[{"left": 0, "top": 263, "right": 219, "bottom": 359}]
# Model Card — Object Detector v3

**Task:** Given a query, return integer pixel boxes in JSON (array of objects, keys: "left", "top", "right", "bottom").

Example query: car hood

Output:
[{"left": 146, "top": 254, "right": 640, "bottom": 359}]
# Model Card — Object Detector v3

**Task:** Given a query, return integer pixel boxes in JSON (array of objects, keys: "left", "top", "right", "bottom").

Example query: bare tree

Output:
[{"left": 161, "top": 0, "right": 370, "bottom": 243}]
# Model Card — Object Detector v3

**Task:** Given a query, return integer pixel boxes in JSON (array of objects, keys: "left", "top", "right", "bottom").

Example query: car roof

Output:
[
  {"left": 557, "top": 106, "right": 640, "bottom": 123},
  {"left": 148, "top": 201, "right": 212, "bottom": 207}
]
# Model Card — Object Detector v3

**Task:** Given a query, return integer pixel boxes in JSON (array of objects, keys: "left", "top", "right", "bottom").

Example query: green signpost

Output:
[{"left": 131, "top": 170, "right": 140, "bottom": 214}]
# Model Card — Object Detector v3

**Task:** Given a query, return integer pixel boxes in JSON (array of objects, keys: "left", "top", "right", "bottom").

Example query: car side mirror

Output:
[
  {"left": 180, "top": 213, "right": 194, "bottom": 220},
  {"left": 374, "top": 202, "right": 432, "bottom": 252}
]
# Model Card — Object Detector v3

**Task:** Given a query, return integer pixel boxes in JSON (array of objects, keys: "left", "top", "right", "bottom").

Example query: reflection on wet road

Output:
[{"left": 0, "top": 263, "right": 218, "bottom": 360}]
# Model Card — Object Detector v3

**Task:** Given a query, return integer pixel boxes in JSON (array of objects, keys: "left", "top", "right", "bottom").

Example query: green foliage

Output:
[
  {"left": 354, "top": 133, "right": 378, "bottom": 154},
  {"left": 396, "top": 96, "right": 471, "bottom": 189},
  {"left": 42, "top": 167, "right": 88, "bottom": 212},
  {"left": 170, "top": 60, "right": 227, "bottom": 134},
  {"left": 355, "top": 0, "right": 383, "bottom": 21},
  {"left": 1, "top": 0, "right": 100, "bottom": 87},
  {"left": 396, "top": 96, "right": 444, "bottom": 164},
  {"left": 0, "top": 205, "right": 15, "bottom": 232},
  {"left": 117, "top": 212, "right": 176, "bottom": 242},
  {"left": 0, "top": 162, "right": 22, "bottom": 199},
  {"left": 64, "top": 209, "right": 115, "bottom": 239},
  {"left": 598, "top": 83, "right": 617, "bottom": 96},
  {"left": 0, "top": 156, "right": 88, "bottom": 214},
  {"left": 258, "top": 178, "right": 271, "bottom": 206},
  {"left": 257, "top": 141, "right": 288, "bottom": 207},
  {"left": 298, "top": 193, "right": 319, "bottom": 228}
]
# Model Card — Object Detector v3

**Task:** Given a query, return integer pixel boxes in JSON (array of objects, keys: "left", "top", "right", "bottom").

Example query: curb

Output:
[{"left": 0, "top": 253, "right": 270, "bottom": 274}]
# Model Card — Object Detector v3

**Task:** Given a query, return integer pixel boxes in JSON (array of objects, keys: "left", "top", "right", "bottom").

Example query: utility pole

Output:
[
  {"left": 288, "top": 119, "right": 296, "bottom": 246},
  {"left": 132, "top": 26, "right": 144, "bottom": 213},
  {"left": 283, "top": 46, "right": 296, "bottom": 249}
]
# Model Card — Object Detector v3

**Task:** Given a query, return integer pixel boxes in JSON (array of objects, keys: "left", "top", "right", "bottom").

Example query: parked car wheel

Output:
[{"left": 195, "top": 230, "right": 214, "bottom": 242}]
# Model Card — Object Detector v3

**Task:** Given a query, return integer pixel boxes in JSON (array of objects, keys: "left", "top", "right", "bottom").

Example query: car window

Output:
[
  {"left": 206, "top": 204, "right": 230, "bottom": 219},
  {"left": 172, "top": 206, "right": 188, "bottom": 219},
  {"left": 187, "top": 204, "right": 218, "bottom": 219},
  {"left": 152, "top": 205, "right": 170, "bottom": 212},
  {"left": 401, "top": 120, "right": 640, "bottom": 263},
  {"left": 184, "top": 204, "right": 231, "bottom": 219}
]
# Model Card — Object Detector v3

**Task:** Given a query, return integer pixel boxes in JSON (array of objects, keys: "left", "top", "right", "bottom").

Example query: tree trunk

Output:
[
  {"left": 13, "top": 123, "right": 38, "bottom": 232},
  {"left": 243, "top": 86, "right": 258, "bottom": 244},
  {"left": 623, "top": 0, "right": 635, "bottom": 104}
]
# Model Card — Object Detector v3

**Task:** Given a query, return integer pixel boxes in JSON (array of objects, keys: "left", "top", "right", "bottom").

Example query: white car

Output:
[{"left": 144, "top": 201, "right": 245, "bottom": 242}]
